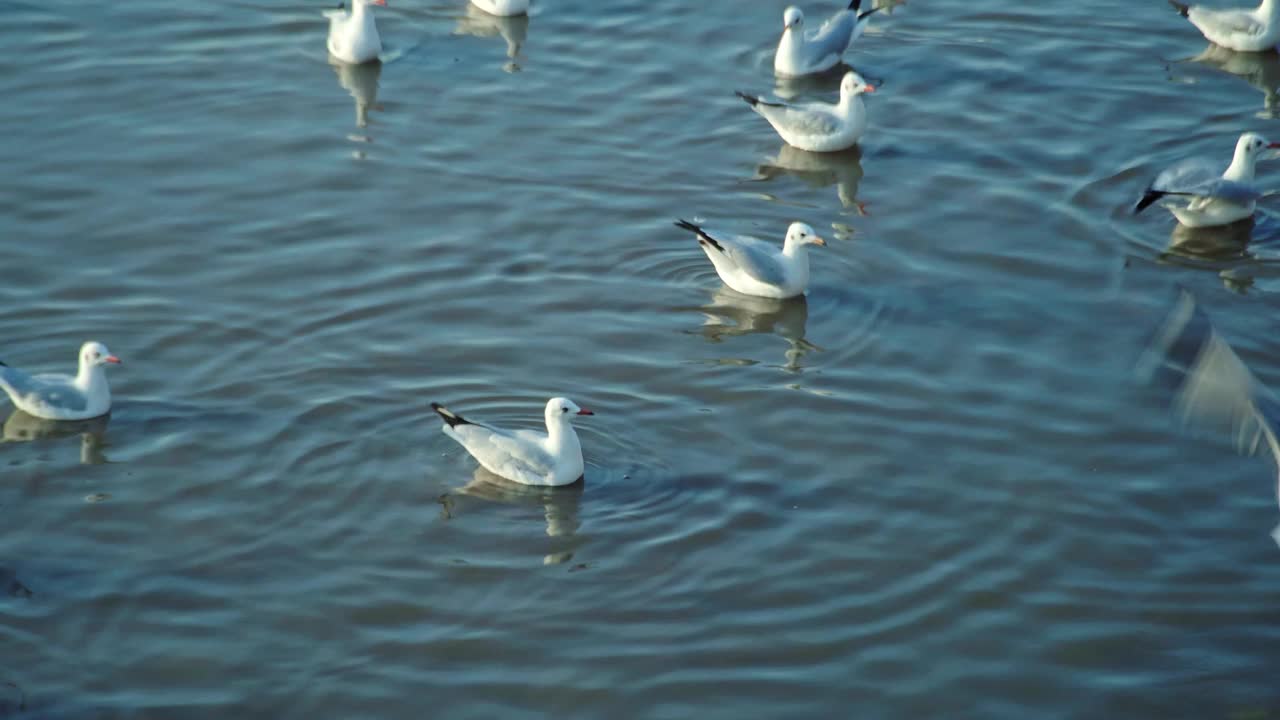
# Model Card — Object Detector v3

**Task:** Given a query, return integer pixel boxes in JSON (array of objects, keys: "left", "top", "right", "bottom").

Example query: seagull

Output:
[
  {"left": 1168, "top": 0, "right": 1280, "bottom": 53},
  {"left": 1133, "top": 132, "right": 1279, "bottom": 228},
  {"left": 325, "top": 0, "right": 386, "bottom": 65},
  {"left": 775, "top": 0, "right": 883, "bottom": 77},
  {"left": 470, "top": 0, "right": 530, "bottom": 17},
  {"left": 674, "top": 219, "right": 826, "bottom": 299},
  {"left": 737, "top": 72, "right": 874, "bottom": 152},
  {"left": 432, "top": 397, "right": 593, "bottom": 487},
  {"left": 0, "top": 342, "right": 121, "bottom": 421}
]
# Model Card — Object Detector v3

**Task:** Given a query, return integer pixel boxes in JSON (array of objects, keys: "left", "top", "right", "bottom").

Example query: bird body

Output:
[
  {"left": 738, "top": 72, "right": 874, "bottom": 152},
  {"left": 326, "top": 0, "right": 385, "bottom": 65},
  {"left": 470, "top": 0, "right": 530, "bottom": 17},
  {"left": 1134, "top": 132, "right": 1278, "bottom": 228},
  {"left": 774, "top": 0, "right": 881, "bottom": 77},
  {"left": 675, "top": 219, "right": 827, "bottom": 299},
  {"left": 1170, "top": 0, "right": 1280, "bottom": 52},
  {"left": 433, "top": 398, "right": 592, "bottom": 487},
  {"left": 0, "top": 342, "right": 121, "bottom": 421}
]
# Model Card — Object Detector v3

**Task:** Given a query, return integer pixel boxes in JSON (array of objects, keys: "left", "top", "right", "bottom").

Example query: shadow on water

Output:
[
  {"left": 329, "top": 57, "right": 381, "bottom": 141},
  {"left": 453, "top": 3, "right": 530, "bottom": 73},
  {"left": 441, "top": 467, "right": 583, "bottom": 565},
  {"left": 2, "top": 410, "right": 110, "bottom": 465},
  {"left": 1161, "top": 217, "right": 1255, "bottom": 262},
  {"left": 683, "top": 287, "right": 820, "bottom": 371},
  {"left": 752, "top": 143, "right": 866, "bottom": 211},
  {"left": 1188, "top": 44, "right": 1280, "bottom": 118}
]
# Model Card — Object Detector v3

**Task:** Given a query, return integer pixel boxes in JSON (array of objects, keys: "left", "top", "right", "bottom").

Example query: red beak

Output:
[
  {"left": 863, "top": 85, "right": 877, "bottom": 93},
  {"left": 104, "top": 355, "right": 122, "bottom": 365},
  {"left": 576, "top": 409, "right": 594, "bottom": 416},
  {"left": 1269, "top": 142, "right": 1280, "bottom": 148}
]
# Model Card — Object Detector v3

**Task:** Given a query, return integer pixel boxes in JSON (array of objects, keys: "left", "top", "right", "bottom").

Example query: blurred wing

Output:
[
  {"left": 0, "top": 369, "right": 88, "bottom": 414},
  {"left": 805, "top": 12, "right": 856, "bottom": 58},
  {"left": 1137, "top": 291, "right": 1280, "bottom": 507},
  {"left": 1151, "top": 159, "right": 1260, "bottom": 202},
  {"left": 449, "top": 423, "right": 555, "bottom": 482},
  {"left": 717, "top": 235, "right": 790, "bottom": 286},
  {"left": 760, "top": 104, "right": 842, "bottom": 136}
]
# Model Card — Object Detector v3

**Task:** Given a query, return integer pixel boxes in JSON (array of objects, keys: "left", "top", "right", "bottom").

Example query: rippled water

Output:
[{"left": 4, "top": 0, "right": 1280, "bottom": 716}]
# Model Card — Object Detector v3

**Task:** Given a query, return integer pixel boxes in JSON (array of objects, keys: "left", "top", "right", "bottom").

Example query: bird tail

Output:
[
  {"left": 674, "top": 219, "right": 724, "bottom": 252},
  {"left": 431, "top": 402, "right": 471, "bottom": 428},
  {"left": 848, "top": 0, "right": 862, "bottom": 10},
  {"left": 735, "top": 91, "right": 783, "bottom": 109},
  {"left": 1133, "top": 189, "right": 1166, "bottom": 215},
  {"left": 1168, "top": 0, "right": 1190, "bottom": 17},
  {"left": 858, "top": 6, "right": 883, "bottom": 20},
  {"left": 0, "top": 359, "right": 6, "bottom": 367}
]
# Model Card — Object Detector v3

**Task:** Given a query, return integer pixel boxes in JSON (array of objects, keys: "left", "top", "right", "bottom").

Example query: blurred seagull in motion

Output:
[
  {"left": 737, "top": 72, "right": 874, "bottom": 153},
  {"left": 432, "top": 397, "right": 593, "bottom": 487},
  {"left": 1133, "top": 132, "right": 1279, "bottom": 228},
  {"left": 326, "top": 0, "right": 386, "bottom": 65},
  {"left": 470, "top": 0, "right": 529, "bottom": 17},
  {"left": 775, "top": 0, "right": 883, "bottom": 77},
  {"left": 675, "top": 219, "right": 826, "bottom": 299},
  {"left": 1137, "top": 290, "right": 1280, "bottom": 546},
  {"left": 1168, "top": 0, "right": 1280, "bottom": 52},
  {"left": 0, "top": 342, "right": 121, "bottom": 421}
]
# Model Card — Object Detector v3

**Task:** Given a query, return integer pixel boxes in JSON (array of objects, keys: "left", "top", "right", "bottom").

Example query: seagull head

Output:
[
  {"left": 546, "top": 397, "right": 594, "bottom": 423},
  {"left": 1238, "top": 132, "right": 1280, "bottom": 164},
  {"left": 79, "top": 341, "right": 121, "bottom": 370},
  {"left": 784, "top": 222, "right": 827, "bottom": 249},
  {"left": 840, "top": 72, "right": 876, "bottom": 99},
  {"left": 783, "top": 6, "right": 804, "bottom": 31}
]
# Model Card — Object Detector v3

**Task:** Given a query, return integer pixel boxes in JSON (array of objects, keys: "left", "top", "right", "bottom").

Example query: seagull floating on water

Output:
[
  {"left": 675, "top": 219, "right": 826, "bottom": 299},
  {"left": 1134, "top": 132, "right": 1279, "bottom": 228},
  {"left": 470, "top": 0, "right": 529, "bottom": 17},
  {"left": 432, "top": 397, "right": 593, "bottom": 487},
  {"left": 737, "top": 71, "right": 874, "bottom": 153},
  {"left": 326, "top": 0, "right": 385, "bottom": 65},
  {"left": 0, "top": 342, "right": 121, "bottom": 421},
  {"left": 1169, "top": 0, "right": 1280, "bottom": 53},
  {"left": 775, "top": 0, "right": 882, "bottom": 77}
]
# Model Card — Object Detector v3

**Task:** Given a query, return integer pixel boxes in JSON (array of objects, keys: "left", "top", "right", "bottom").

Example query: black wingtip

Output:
[
  {"left": 431, "top": 402, "right": 470, "bottom": 428},
  {"left": 675, "top": 219, "right": 724, "bottom": 252},
  {"left": 1133, "top": 189, "right": 1166, "bottom": 215},
  {"left": 735, "top": 90, "right": 761, "bottom": 107},
  {"left": 857, "top": 6, "right": 882, "bottom": 20},
  {"left": 1168, "top": 0, "right": 1190, "bottom": 17},
  {"left": 0, "top": 359, "right": 6, "bottom": 367}
]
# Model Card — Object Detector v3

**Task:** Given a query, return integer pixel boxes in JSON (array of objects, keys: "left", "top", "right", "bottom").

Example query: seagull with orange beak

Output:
[{"left": 0, "top": 342, "right": 122, "bottom": 420}]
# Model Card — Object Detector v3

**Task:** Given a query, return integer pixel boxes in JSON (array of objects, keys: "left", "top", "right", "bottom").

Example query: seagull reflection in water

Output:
[
  {"left": 3, "top": 409, "right": 110, "bottom": 465},
  {"left": 754, "top": 143, "right": 866, "bottom": 211},
  {"left": 329, "top": 57, "right": 381, "bottom": 139},
  {"left": 1164, "top": 216, "right": 1255, "bottom": 261},
  {"left": 1189, "top": 43, "right": 1280, "bottom": 117},
  {"left": 1137, "top": 290, "right": 1280, "bottom": 546},
  {"left": 442, "top": 467, "right": 583, "bottom": 565},
  {"left": 454, "top": 2, "right": 530, "bottom": 73},
  {"left": 695, "top": 286, "right": 820, "bottom": 371}
]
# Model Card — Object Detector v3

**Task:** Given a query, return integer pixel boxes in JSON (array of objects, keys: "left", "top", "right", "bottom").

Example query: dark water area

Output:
[{"left": 2, "top": 0, "right": 1280, "bottom": 717}]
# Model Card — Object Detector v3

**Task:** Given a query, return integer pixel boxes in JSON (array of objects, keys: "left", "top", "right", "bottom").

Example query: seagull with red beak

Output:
[
  {"left": 0, "top": 341, "right": 122, "bottom": 420},
  {"left": 1134, "top": 132, "right": 1280, "bottom": 228},
  {"left": 432, "top": 397, "right": 594, "bottom": 486}
]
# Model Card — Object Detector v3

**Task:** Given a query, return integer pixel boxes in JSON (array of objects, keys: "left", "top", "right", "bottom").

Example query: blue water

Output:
[{"left": 2, "top": 0, "right": 1280, "bottom": 717}]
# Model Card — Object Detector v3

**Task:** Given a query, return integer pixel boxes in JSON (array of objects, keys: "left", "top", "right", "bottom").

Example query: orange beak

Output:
[
  {"left": 104, "top": 356, "right": 121, "bottom": 364},
  {"left": 863, "top": 85, "right": 876, "bottom": 93},
  {"left": 812, "top": 236, "right": 827, "bottom": 247},
  {"left": 576, "top": 409, "right": 594, "bottom": 416}
]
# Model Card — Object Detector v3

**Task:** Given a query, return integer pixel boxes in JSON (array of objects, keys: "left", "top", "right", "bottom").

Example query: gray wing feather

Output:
[
  {"left": 758, "top": 104, "right": 841, "bottom": 136},
  {"left": 717, "top": 235, "right": 789, "bottom": 286},
  {"left": 805, "top": 11, "right": 856, "bottom": 60},
  {"left": 1152, "top": 159, "right": 1261, "bottom": 202},
  {"left": 449, "top": 423, "right": 555, "bottom": 480},
  {"left": 0, "top": 368, "right": 88, "bottom": 412}
]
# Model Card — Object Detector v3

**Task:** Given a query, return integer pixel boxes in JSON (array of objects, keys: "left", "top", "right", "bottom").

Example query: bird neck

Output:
[
  {"left": 1259, "top": 0, "right": 1280, "bottom": 19},
  {"left": 351, "top": 2, "right": 375, "bottom": 25},
  {"left": 545, "top": 419, "right": 580, "bottom": 455},
  {"left": 74, "top": 365, "right": 108, "bottom": 403},
  {"left": 1225, "top": 149, "right": 1256, "bottom": 182},
  {"left": 776, "top": 28, "right": 803, "bottom": 64}
]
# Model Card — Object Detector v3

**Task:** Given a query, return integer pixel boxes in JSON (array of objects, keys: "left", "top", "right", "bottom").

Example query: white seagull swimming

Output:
[
  {"left": 1134, "top": 132, "right": 1279, "bottom": 228},
  {"left": 0, "top": 342, "right": 121, "bottom": 421},
  {"left": 775, "top": 0, "right": 882, "bottom": 77},
  {"left": 432, "top": 397, "right": 593, "bottom": 487},
  {"left": 737, "top": 71, "right": 874, "bottom": 153},
  {"left": 470, "top": 0, "right": 529, "bottom": 17},
  {"left": 325, "top": 0, "right": 386, "bottom": 65},
  {"left": 675, "top": 219, "right": 827, "bottom": 299},
  {"left": 1169, "top": 0, "right": 1280, "bottom": 53}
]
